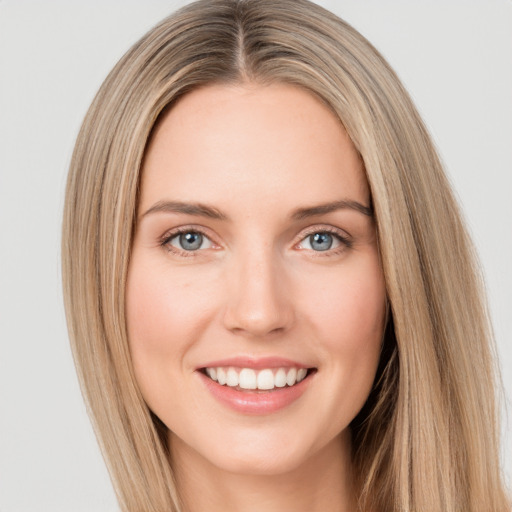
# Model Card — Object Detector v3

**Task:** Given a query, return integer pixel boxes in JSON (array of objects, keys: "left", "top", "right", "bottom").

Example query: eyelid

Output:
[
  {"left": 159, "top": 225, "right": 220, "bottom": 255},
  {"left": 294, "top": 224, "right": 352, "bottom": 252}
]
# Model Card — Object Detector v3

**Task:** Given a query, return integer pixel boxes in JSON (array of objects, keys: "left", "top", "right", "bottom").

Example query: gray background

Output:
[{"left": 0, "top": 1, "right": 510, "bottom": 510}]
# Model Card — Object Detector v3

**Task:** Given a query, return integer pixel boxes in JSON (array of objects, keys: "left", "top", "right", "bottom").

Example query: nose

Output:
[{"left": 222, "top": 245, "right": 294, "bottom": 338}]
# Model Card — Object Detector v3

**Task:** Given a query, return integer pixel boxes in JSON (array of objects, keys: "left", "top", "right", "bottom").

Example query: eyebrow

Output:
[
  {"left": 141, "top": 198, "right": 373, "bottom": 222},
  {"left": 291, "top": 199, "right": 373, "bottom": 219},
  {"left": 141, "top": 200, "right": 228, "bottom": 220}
]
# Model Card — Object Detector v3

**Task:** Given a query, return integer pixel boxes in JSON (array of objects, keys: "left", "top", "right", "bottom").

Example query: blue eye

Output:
[
  {"left": 309, "top": 232, "right": 333, "bottom": 251},
  {"left": 167, "top": 231, "right": 212, "bottom": 251},
  {"left": 297, "top": 230, "right": 349, "bottom": 252},
  {"left": 179, "top": 232, "right": 203, "bottom": 251}
]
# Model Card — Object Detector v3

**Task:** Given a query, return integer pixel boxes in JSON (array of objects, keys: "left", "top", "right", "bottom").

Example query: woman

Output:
[{"left": 61, "top": 0, "right": 510, "bottom": 510}]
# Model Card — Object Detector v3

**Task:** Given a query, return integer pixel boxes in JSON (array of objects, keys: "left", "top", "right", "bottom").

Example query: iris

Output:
[
  {"left": 179, "top": 232, "right": 203, "bottom": 251},
  {"left": 310, "top": 232, "right": 333, "bottom": 251}
]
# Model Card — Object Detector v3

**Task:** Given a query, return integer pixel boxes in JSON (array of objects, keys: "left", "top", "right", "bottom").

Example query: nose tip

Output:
[
  {"left": 225, "top": 298, "right": 288, "bottom": 337},
  {"left": 222, "top": 257, "right": 294, "bottom": 338}
]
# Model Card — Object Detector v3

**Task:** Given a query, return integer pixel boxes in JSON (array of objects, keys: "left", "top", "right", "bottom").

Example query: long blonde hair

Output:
[{"left": 62, "top": 1, "right": 509, "bottom": 510}]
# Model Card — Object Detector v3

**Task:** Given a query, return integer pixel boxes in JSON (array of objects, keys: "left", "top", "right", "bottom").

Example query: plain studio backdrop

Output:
[{"left": 0, "top": 1, "right": 510, "bottom": 510}]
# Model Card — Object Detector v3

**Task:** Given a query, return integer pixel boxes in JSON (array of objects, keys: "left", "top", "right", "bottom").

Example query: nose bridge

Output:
[{"left": 222, "top": 239, "right": 293, "bottom": 337}]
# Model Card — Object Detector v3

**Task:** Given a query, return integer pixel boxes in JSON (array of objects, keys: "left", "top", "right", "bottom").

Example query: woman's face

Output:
[{"left": 127, "top": 83, "right": 386, "bottom": 475}]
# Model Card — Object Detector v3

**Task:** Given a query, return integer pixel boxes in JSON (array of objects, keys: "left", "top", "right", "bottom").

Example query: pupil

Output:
[
  {"left": 180, "top": 232, "right": 202, "bottom": 250},
  {"left": 310, "top": 232, "right": 332, "bottom": 251}
]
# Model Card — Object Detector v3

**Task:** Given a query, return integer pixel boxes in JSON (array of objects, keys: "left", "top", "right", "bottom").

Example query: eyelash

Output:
[
  {"left": 159, "top": 226, "right": 216, "bottom": 257},
  {"left": 296, "top": 226, "right": 353, "bottom": 256},
  {"left": 159, "top": 225, "right": 352, "bottom": 257}
]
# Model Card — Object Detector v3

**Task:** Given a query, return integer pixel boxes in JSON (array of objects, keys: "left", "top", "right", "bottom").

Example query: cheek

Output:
[
  {"left": 305, "top": 254, "right": 386, "bottom": 344},
  {"left": 126, "top": 264, "right": 176, "bottom": 362},
  {"left": 300, "top": 255, "right": 386, "bottom": 409},
  {"left": 125, "top": 257, "right": 211, "bottom": 404},
  {"left": 126, "top": 257, "right": 214, "bottom": 350},
  {"left": 125, "top": 263, "right": 172, "bottom": 406}
]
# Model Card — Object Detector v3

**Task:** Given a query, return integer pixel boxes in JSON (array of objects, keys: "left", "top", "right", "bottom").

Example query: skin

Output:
[{"left": 126, "top": 82, "right": 387, "bottom": 511}]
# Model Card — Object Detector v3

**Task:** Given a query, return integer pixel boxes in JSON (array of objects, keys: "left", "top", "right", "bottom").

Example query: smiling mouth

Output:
[{"left": 200, "top": 366, "right": 317, "bottom": 391}]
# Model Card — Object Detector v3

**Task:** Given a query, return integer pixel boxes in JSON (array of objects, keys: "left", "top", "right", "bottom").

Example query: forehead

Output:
[{"left": 140, "top": 82, "right": 369, "bottom": 212}]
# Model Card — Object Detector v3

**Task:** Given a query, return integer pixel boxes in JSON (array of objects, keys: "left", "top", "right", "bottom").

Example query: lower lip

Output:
[{"left": 198, "top": 371, "right": 313, "bottom": 415}]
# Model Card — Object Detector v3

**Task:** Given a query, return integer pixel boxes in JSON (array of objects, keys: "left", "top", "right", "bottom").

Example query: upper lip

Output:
[{"left": 198, "top": 356, "right": 314, "bottom": 370}]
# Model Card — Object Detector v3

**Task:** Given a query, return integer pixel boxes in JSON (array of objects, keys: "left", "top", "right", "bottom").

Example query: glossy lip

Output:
[{"left": 196, "top": 357, "right": 317, "bottom": 415}]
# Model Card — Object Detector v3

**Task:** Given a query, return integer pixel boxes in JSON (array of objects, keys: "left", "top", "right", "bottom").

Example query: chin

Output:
[
  {"left": 174, "top": 424, "right": 340, "bottom": 478},
  {"left": 209, "top": 446, "right": 311, "bottom": 477}
]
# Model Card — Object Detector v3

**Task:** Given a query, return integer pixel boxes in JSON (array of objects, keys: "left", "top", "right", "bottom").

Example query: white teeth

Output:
[
  {"left": 274, "top": 368, "right": 287, "bottom": 388},
  {"left": 204, "top": 366, "right": 310, "bottom": 390},
  {"left": 217, "top": 367, "right": 227, "bottom": 385},
  {"left": 297, "top": 368, "right": 307, "bottom": 382},
  {"left": 226, "top": 367, "right": 239, "bottom": 387},
  {"left": 286, "top": 368, "right": 297, "bottom": 386},
  {"left": 239, "top": 368, "right": 257, "bottom": 390},
  {"left": 257, "top": 369, "right": 274, "bottom": 390}
]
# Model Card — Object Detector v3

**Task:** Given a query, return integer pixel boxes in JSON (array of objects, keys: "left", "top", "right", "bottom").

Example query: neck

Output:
[{"left": 170, "top": 430, "right": 357, "bottom": 512}]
